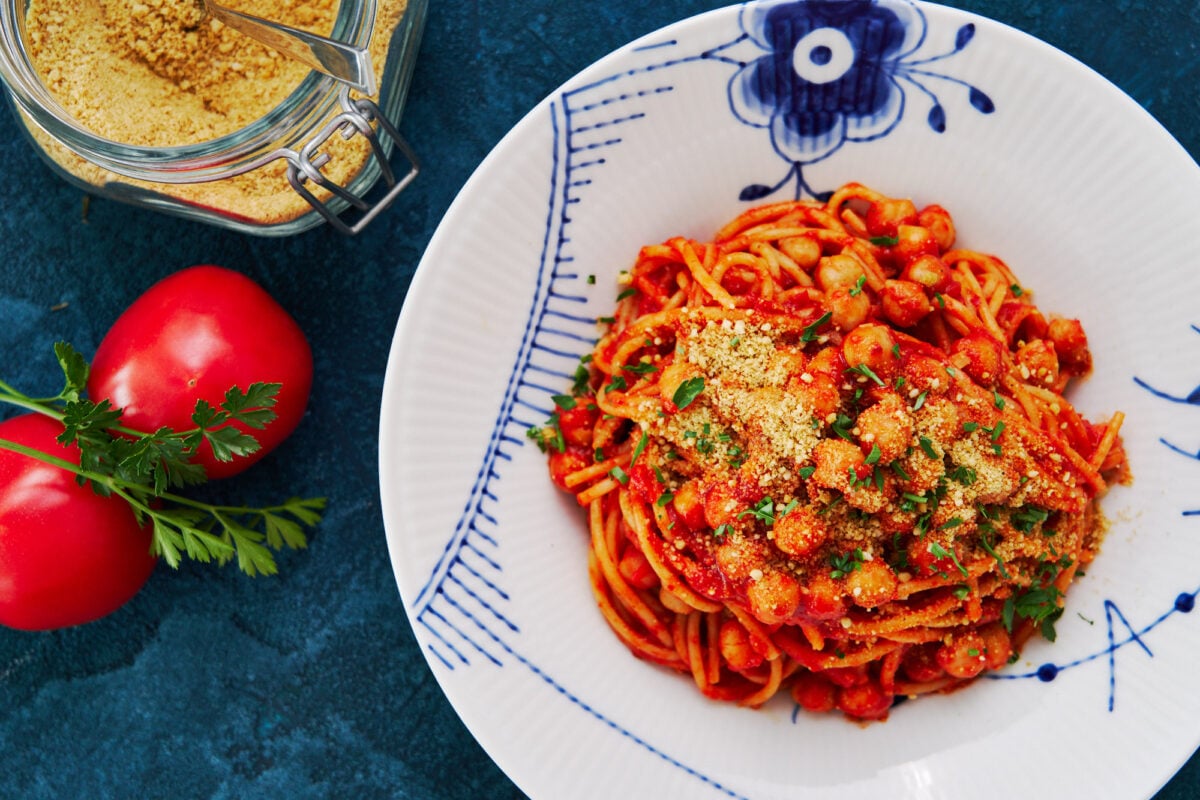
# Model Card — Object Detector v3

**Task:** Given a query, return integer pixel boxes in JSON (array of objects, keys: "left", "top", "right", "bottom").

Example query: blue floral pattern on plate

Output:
[{"left": 706, "top": 0, "right": 994, "bottom": 199}]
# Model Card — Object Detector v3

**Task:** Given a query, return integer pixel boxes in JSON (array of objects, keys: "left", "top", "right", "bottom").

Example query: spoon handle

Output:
[{"left": 205, "top": 3, "right": 377, "bottom": 95}]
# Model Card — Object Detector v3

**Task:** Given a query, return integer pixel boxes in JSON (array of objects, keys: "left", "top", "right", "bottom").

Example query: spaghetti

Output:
[{"left": 533, "top": 183, "right": 1128, "bottom": 720}]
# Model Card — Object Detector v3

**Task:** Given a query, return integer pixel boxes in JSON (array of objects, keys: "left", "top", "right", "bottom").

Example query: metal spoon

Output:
[{"left": 198, "top": 0, "right": 377, "bottom": 95}]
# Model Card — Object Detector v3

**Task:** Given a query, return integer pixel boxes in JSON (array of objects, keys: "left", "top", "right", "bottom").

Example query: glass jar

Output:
[{"left": 0, "top": 0, "right": 427, "bottom": 236}]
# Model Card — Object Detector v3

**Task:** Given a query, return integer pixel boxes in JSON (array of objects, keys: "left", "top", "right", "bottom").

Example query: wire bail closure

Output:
[{"left": 285, "top": 86, "right": 419, "bottom": 235}]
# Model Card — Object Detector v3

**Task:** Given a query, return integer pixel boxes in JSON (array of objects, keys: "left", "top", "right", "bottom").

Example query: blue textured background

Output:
[{"left": 0, "top": 1, "right": 1196, "bottom": 798}]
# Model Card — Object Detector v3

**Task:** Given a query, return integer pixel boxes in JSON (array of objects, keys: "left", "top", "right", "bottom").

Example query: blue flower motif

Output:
[{"left": 706, "top": 0, "right": 995, "bottom": 200}]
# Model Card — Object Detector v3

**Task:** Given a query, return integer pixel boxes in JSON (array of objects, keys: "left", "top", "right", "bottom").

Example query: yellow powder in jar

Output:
[{"left": 19, "top": 0, "right": 410, "bottom": 226}]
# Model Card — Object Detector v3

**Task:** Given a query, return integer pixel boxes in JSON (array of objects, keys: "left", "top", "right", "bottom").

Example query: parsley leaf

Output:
[
  {"left": 672, "top": 376, "right": 705, "bottom": 410},
  {"left": 829, "top": 548, "right": 865, "bottom": 579},
  {"left": 0, "top": 342, "right": 323, "bottom": 577},
  {"left": 800, "top": 311, "right": 833, "bottom": 343}
]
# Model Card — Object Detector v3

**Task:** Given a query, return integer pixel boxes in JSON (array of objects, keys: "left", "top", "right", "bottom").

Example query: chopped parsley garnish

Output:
[
  {"left": 604, "top": 375, "right": 627, "bottom": 393},
  {"left": 863, "top": 444, "right": 882, "bottom": 466},
  {"left": 525, "top": 425, "right": 548, "bottom": 452},
  {"left": 918, "top": 435, "right": 938, "bottom": 459},
  {"left": 849, "top": 274, "right": 867, "bottom": 297},
  {"left": 800, "top": 311, "right": 833, "bottom": 343},
  {"left": 829, "top": 548, "right": 865, "bottom": 579},
  {"left": 737, "top": 496, "right": 798, "bottom": 527},
  {"left": 831, "top": 413, "right": 856, "bottom": 440},
  {"left": 869, "top": 235, "right": 899, "bottom": 246},
  {"left": 616, "top": 287, "right": 638, "bottom": 301},
  {"left": 1003, "top": 586, "right": 1064, "bottom": 641},
  {"left": 551, "top": 394, "right": 576, "bottom": 410},
  {"left": 630, "top": 430, "right": 648, "bottom": 467},
  {"left": 947, "top": 465, "right": 976, "bottom": 486},
  {"left": 622, "top": 362, "right": 658, "bottom": 375},
  {"left": 817, "top": 495, "right": 843, "bottom": 517},
  {"left": 846, "top": 363, "right": 885, "bottom": 387},
  {"left": 928, "top": 541, "right": 968, "bottom": 577},
  {"left": 992, "top": 390, "right": 1006, "bottom": 410},
  {"left": 1010, "top": 284, "right": 1024, "bottom": 297},
  {"left": 609, "top": 465, "right": 630, "bottom": 485},
  {"left": 978, "top": 523, "right": 1010, "bottom": 578},
  {"left": 798, "top": 465, "right": 816, "bottom": 480},
  {"left": 912, "top": 390, "right": 927, "bottom": 411},
  {"left": 1012, "top": 505, "right": 1050, "bottom": 533},
  {"left": 571, "top": 363, "right": 590, "bottom": 395},
  {"left": 586, "top": 274, "right": 596, "bottom": 284},
  {"left": 713, "top": 523, "right": 732, "bottom": 540},
  {"left": 726, "top": 444, "right": 745, "bottom": 468},
  {"left": 655, "top": 491, "right": 674, "bottom": 507},
  {"left": 672, "top": 376, "right": 705, "bottom": 410},
  {"left": 739, "top": 496, "right": 776, "bottom": 524}
]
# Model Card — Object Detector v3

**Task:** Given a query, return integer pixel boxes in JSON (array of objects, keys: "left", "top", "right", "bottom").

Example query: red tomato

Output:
[
  {"left": 88, "top": 265, "right": 313, "bottom": 479},
  {"left": 0, "top": 414, "right": 156, "bottom": 630}
]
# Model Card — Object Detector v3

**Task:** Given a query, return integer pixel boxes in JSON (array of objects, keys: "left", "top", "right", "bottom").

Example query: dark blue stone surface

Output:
[{"left": 0, "top": 1, "right": 1196, "bottom": 798}]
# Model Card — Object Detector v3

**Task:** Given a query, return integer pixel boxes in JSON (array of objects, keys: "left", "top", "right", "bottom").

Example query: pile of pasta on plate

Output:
[{"left": 533, "top": 183, "right": 1127, "bottom": 721}]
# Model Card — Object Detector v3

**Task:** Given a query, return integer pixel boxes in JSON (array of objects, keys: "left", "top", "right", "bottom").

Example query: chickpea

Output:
[
  {"left": 892, "top": 224, "right": 938, "bottom": 265},
  {"left": 836, "top": 680, "right": 892, "bottom": 720},
  {"left": 618, "top": 548, "right": 658, "bottom": 590},
  {"left": 901, "top": 643, "right": 945, "bottom": 682},
  {"left": 810, "top": 439, "right": 864, "bottom": 493},
  {"left": 777, "top": 235, "right": 821, "bottom": 270},
  {"left": 796, "top": 572, "right": 846, "bottom": 620},
  {"left": 791, "top": 672, "right": 837, "bottom": 713},
  {"left": 746, "top": 569, "right": 801, "bottom": 625},
  {"left": 548, "top": 447, "right": 589, "bottom": 491},
  {"left": 715, "top": 536, "right": 771, "bottom": 583},
  {"left": 841, "top": 322, "right": 897, "bottom": 379},
  {"left": 901, "top": 253, "right": 949, "bottom": 289},
  {"left": 820, "top": 665, "right": 866, "bottom": 690},
  {"left": 1047, "top": 317, "right": 1092, "bottom": 374},
  {"left": 816, "top": 253, "right": 866, "bottom": 292},
  {"left": 718, "top": 618, "right": 765, "bottom": 671},
  {"left": 703, "top": 481, "right": 741, "bottom": 529},
  {"left": 669, "top": 479, "right": 704, "bottom": 531},
  {"left": 880, "top": 278, "right": 933, "bottom": 327},
  {"left": 978, "top": 623, "right": 1014, "bottom": 670},
  {"left": 935, "top": 631, "right": 989, "bottom": 679},
  {"left": 828, "top": 286, "right": 871, "bottom": 332},
  {"left": 915, "top": 394, "right": 960, "bottom": 442},
  {"left": 917, "top": 204, "right": 956, "bottom": 250},
  {"left": 798, "top": 371, "right": 840, "bottom": 422},
  {"left": 806, "top": 343, "right": 842, "bottom": 376},
  {"left": 844, "top": 559, "right": 899, "bottom": 608},
  {"left": 1016, "top": 338, "right": 1060, "bottom": 387},
  {"left": 772, "top": 505, "right": 830, "bottom": 559},
  {"left": 855, "top": 392, "right": 913, "bottom": 463},
  {"left": 951, "top": 331, "right": 1004, "bottom": 386},
  {"left": 865, "top": 197, "right": 918, "bottom": 237}
]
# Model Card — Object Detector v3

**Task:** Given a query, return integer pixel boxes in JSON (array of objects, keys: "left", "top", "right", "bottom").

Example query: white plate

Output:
[{"left": 379, "top": 2, "right": 1200, "bottom": 798}]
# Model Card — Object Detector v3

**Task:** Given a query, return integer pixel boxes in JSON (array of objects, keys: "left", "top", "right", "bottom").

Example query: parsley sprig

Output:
[{"left": 0, "top": 343, "right": 324, "bottom": 577}]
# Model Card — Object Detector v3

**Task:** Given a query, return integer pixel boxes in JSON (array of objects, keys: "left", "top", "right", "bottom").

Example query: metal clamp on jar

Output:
[{"left": 0, "top": 0, "right": 427, "bottom": 236}]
